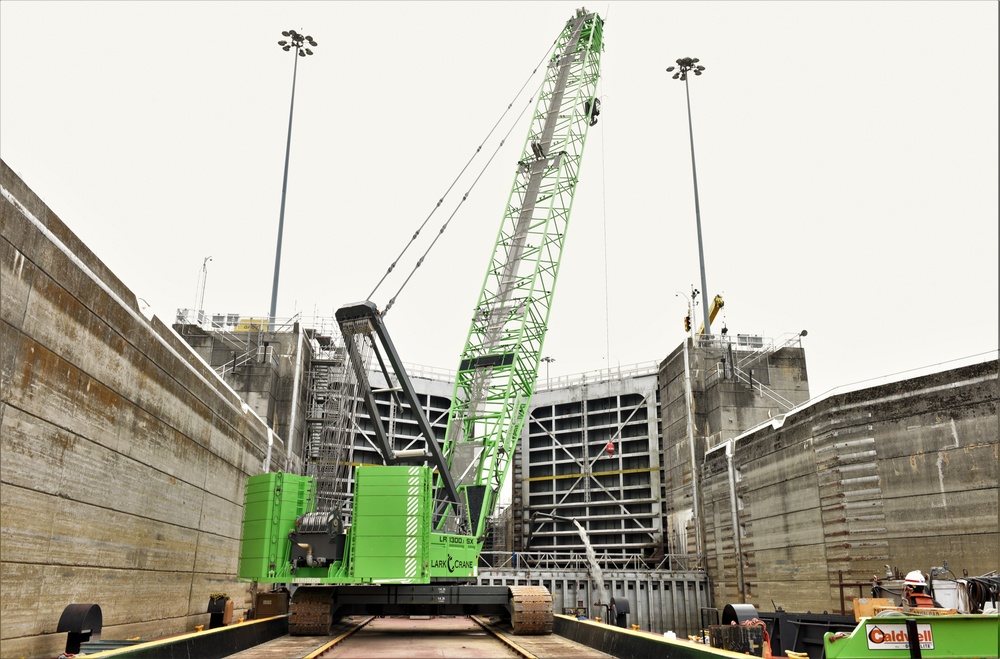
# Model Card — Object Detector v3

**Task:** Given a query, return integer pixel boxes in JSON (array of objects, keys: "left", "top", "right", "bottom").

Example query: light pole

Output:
[
  {"left": 666, "top": 57, "right": 712, "bottom": 336},
  {"left": 541, "top": 356, "right": 555, "bottom": 387},
  {"left": 194, "top": 256, "right": 213, "bottom": 322},
  {"left": 269, "top": 29, "right": 317, "bottom": 326}
]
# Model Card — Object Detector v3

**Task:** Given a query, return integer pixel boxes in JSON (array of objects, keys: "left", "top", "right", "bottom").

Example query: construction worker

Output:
[{"left": 902, "top": 570, "right": 940, "bottom": 608}]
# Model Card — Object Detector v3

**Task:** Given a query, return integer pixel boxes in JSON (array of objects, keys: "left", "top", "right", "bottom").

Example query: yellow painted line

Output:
[
  {"left": 303, "top": 615, "right": 375, "bottom": 658},
  {"left": 78, "top": 615, "right": 289, "bottom": 657},
  {"left": 553, "top": 614, "right": 755, "bottom": 657},
  {"left": 471, "top": 616, "right": 538, "bottom": 659},
  {"left": 525, "top": 466, "right": 657, "bottom": 482}
]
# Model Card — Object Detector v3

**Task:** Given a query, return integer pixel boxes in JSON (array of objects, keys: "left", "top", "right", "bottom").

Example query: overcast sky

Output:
[{"left": 2, "top": 1, "right": 997, "bottom": 398}]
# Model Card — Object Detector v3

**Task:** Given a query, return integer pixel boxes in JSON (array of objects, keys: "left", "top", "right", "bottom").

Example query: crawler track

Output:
[
  {"left": 286, "top": 584, "right": 555, "bottom": 636},
  {"left": 507, "top": 585, "right": 554, "bottom": 635},
  {"left": 289, "top": 586, "right": 338, "bottom": 635}
]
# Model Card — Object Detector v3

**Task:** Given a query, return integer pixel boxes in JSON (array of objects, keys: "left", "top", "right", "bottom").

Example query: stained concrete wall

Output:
[
  {"left": 658, "top": 338, "right": 811, "bottom": 560},
  {"left": 1, "top": 160, "right": 290, "bottom": 659},
  {"left": 173, "top": 322, "right": 309, "bottom": 476},
  {"left": 700, "top": 358, "right": 999, "bottom": 613}
]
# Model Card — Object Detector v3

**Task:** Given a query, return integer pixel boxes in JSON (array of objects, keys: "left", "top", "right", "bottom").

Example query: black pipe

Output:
[{"left": 905, "top": 618, "right": 922, "bottom": 658}]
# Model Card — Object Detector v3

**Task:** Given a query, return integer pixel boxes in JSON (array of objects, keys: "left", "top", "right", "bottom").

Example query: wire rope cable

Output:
[
  {"left": 597, "top": 1, "right": 612, "bottom": 366},
  {"left": 367, "top": 36, "right": 561, "bottom": 310},
  {"left": 599, "top": 66, "right": 611, "bottom": 367},
  {"left": 381, "top": 94, "right": 536, "bottom": 316}
]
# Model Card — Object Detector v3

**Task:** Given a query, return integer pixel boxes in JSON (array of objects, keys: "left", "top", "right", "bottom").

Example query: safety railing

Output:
[
  {"left": 732, "top": 365, "right": 797, "bottom": 410},
  {"left": 736, "top": 331, "right": 805, "bottom": 370},
  {"left": 478, "top": 550, "right": 703, "bottom": 572},
  {"left": 536, "top": 361, "right": 661, "bottom": 391},
  {"left": 215, "top": 343, "right": 277, "bottom": 379}
]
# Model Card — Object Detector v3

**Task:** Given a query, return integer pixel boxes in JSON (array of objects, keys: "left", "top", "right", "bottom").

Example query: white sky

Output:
[{"left": 2, "top": 1, "right": 997, "bottom": 398}]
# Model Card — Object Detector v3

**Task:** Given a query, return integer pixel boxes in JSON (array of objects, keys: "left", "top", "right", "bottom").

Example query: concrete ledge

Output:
[
  {"left": 554, "top": 615, "right": 742, "bottom": 658},
  {"left": 79, "top": 615, "right": 289, "bottom": 659}
]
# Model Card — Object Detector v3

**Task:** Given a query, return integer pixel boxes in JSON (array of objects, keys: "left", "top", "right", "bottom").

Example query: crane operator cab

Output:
[{"left": 902, "top": 570, "right": 940, "bottom": 608}]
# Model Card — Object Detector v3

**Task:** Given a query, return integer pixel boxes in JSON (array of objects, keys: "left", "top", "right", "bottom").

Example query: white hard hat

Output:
[{"left": 904, "top": 570, "right": 926, "bottom": 586}]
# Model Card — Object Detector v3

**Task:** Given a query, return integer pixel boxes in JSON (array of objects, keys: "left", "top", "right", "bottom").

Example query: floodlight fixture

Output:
[{"left": 666, "top": 57, "right": 707, "bottom": 82}]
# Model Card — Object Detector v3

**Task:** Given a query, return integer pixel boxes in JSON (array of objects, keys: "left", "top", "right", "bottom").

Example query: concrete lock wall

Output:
[
  {"left": 658, "top": 338, "right": 812, "bottom": 560},
  {"left": 1, "top": 160, "right": 290, "bottom": 659},
  {"left": 700, "top": 359, "right": 999, "bottom": 614}
]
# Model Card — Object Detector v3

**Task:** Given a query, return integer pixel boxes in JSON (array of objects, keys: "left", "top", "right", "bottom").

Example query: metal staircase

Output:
[{"left": 303, "top": 331, "right": 358, "bottom": 514}]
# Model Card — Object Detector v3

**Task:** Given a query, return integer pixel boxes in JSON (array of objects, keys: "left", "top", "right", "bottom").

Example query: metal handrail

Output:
[
  {"left": 478, "top": 550, "right": 704, "bottom": 572},
  {"left": 731, "top": 365, "right": 797, "bottom": 410},
  {"left": 178, "top": 311, "right": 667, "bottom": 391},
  {"left": 736, "top": 331, "right": 804, "bottom": 369},
  {"left": 536, "top": 361, "right": 661, "bottom": 391},
  {"left": 216, "top": 344, "right": 276, "bottom": 378}
]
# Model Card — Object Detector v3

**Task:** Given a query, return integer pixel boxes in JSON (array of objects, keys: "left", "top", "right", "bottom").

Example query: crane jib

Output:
[{"left": 440, "top": 8, "right": 604, "bottom": 539}]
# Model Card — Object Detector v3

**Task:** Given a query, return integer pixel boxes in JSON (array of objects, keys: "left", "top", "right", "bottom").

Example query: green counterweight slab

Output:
[
  {"left": 350, "top": 465, "right": 432, "bottom": 583},
  {"left": 238, "top": 472, "right": 315, "bottom": 580}
]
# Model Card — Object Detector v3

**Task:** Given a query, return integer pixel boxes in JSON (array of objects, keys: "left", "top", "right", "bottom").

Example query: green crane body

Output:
[
  {"left": 238, "top": 8, "right": 604, "bottom": 630},
  {"left": 240, "top": 467, "right": 481, "bottom": 584}
]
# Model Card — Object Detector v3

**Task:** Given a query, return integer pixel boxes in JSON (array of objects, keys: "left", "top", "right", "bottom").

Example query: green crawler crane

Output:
[{"left": 239, "top": 7, "right": 604, "bottom": 635}]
